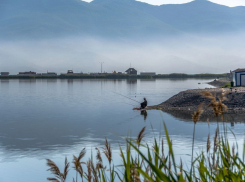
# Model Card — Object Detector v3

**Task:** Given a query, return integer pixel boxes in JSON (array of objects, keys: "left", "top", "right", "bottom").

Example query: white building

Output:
[{"left": 232, "top": 68, "right": 245, "bottom": 86}]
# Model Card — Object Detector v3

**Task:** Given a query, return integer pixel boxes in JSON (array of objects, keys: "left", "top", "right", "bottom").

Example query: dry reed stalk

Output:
[
  {"left": 46, "top": 157, "right": 69, "bottom": 182},
  {"left": 215, "top": 159, "right": 219, "bottom": 170},
  {"left": 161, "top": 138, "right": 164, "bottom": 159},
  {"left": 201, "top": 91, "right": 219, "bottom": 117},
  {"left": 218, "top": 92, "right": 228, "bottom": 120},
  {"left": 131, "top": 162, "right": 141, "bottom": 182},
  {"left": 192, "top": 103, "right": 204, "bottom": 124},
  {"left": 207, "top": 118, "right": 210, "bottom": 128},
  {"left": 134, "top": 173, "right": 141, "bottom": 182},
  {"left": 140, "top": 157, "right": 144, "bottom": 168},
  {"left": 103, "top": 138, "right": 112, "bottom": 165},
  {"left": 85, "top": 159, "right": 92, "bottom": 182},
  {"left": 145, "top": 165, "right": 150, "bottom": 177},
  {"left": 95, "top": 148, "right": 104, "bottom": 170},
  {"left": 63, "top": 158, "right": 69, "bottom": 181},
  {"left": 46, "top": 159, "right": 61, "bottom": 178},
  {"left": 161, "top": 138, "right": 167, "bottom": 172},
  {"left": 207, "top": 134, "right": 211, "bottom": 153},
  {"left": 212, "top": 127, "right": 219, "bottom": 169},
  {"left": 72, "top": 148, "right": 86, "bottom": 181},
  {"left": 96, "top": 148, "right": 102, "bottom": 164},
  {"left": 208, "top": 157, "right": 212, "bottom": 170},
  {"left": 103, "top": 138, "right": 112, "bottom": 180},
  {"left": 214, "top": 127, "right": 219, "bottom": 153},
  {"left": 190, "top": 103, "right": 204, "bottom": 178},
  {"left": 219, "top": 90, "right": 229, "bottom": 102},
  {"left": 91, "top": 160, "right": 99, "bottom": 182},
  {"left": 201, "top": 91, "right": 228, "bottom": 119},
  {"left": 232, "top": 144, "right": 235, "bottom": 158},
  {"left": 201, "top": 91, "right": 215, "bottom": 100},
  {"left": 137, "top": 127, "right": 146, "bottom": 147},
  {"left": 211, "top": 154, "right": 215, "bottom": 170}
]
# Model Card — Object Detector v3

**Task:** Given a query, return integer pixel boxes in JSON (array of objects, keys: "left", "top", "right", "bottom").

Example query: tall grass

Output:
[{"left": 47, "top": 91, "right": 245, "bottom": 182}]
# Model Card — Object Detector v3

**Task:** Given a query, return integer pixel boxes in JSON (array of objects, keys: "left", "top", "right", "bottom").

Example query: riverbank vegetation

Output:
[
  {"left": 46, "top": 91, "right": 244, "bottom": 182},
  {"left": 224, "top": 82, "right": 232, "bottom": 88}
]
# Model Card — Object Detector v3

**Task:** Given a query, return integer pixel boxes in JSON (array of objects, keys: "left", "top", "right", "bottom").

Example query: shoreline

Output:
[
  {"left": 0, "top": 73, "right": 227, "bottom": 79},
  {"left": 207, "top": 78, "right": 230, "bottom": 87},
  {"left": 142, "top": 87, "right": 245, "bottom": 114}
]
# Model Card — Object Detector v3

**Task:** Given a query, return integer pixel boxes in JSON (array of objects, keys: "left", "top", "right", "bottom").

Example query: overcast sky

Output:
[{"left": 81, "top": 0, "right": 245, "bottom": 7}]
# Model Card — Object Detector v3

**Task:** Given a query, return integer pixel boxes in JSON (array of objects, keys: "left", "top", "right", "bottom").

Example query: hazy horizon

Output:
[
  {"left": 1, "top": 32, "right": 244, "bottom": 75},
  {"left": 1, "top": 0, "right": 245, "bottom": 75}
]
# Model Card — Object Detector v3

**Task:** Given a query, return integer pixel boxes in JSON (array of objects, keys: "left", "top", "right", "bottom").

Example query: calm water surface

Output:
[{"left": 0, "top": 79, "right": 244, "bottom": 181}]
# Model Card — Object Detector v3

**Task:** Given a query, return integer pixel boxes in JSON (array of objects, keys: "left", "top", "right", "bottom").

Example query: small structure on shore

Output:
[
  {"left": 42, "top": 71, "right": 57, "bottom": 75},
  {"left": 232, "top": 68, "right": 245, "bottom": 86},
  {"left": 125, "top": 68, "right": 137, "bottom": 75},
  {"left": 1, "top": 72, "right": 9, "bottom": 75},
  {"left": 67, "top": 70, "right": 73, "bottom": 74},
  {"left": 140, "top": 72, "right": 156, "bottom": 76},
  {"left": 18, "top": 71, "right": 36, "bottom": 75},
  {"left": 61, "top": 70, "right": 83, "bottom": 75}
]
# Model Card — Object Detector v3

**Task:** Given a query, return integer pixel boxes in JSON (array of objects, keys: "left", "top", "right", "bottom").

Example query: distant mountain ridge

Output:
[{"left": 0, "top": 0, "right": 245, "bottom": 40}]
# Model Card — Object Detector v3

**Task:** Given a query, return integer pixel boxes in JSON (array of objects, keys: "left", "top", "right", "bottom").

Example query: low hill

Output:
[{"left": 0, "top": 0, "right": 245, "bottom": 40}]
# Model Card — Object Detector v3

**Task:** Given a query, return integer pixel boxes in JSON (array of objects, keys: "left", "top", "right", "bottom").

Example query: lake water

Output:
[{"left": 0, "top": 78, "right": 244, "bottom": 181}]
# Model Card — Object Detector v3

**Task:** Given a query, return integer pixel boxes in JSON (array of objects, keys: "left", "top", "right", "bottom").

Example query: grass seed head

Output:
[
  {"left": 46, "top": 157, "right": 69, "bottom": 182},
  {"left": 192, "top": 103, "right": 204, "bottom": 124},
  {"left": 85, "top": 159, "right": 92, "bottom": 182},
  {"left": 103, "top": 138, "right": 112, "bottom": 164},
  {"left": 137, "top": 126, "right": 146, "bottom": 147}
]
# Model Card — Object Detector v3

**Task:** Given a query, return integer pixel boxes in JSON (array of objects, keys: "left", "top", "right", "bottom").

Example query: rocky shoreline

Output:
[
  {"left": 207, "top": 79, "right": 230, "bottom": 87},
  {"left": 144, "top": 87, "right": 245, "bottom": 114}
]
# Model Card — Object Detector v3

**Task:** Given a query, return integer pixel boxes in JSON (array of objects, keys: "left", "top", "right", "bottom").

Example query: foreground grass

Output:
[{"left": 46, "top": 91, "right": 245, "bottom": 182}]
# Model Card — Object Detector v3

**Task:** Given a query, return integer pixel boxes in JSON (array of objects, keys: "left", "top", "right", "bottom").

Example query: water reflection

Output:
[
  {"left": 19, "top": 79, "right": 36, "bottom": 83},
  {"left": 0, "top": 107, "right": 242, "bottom": 158},
  {"left": 162, "top": 109, "right": 245, "bottom": 124},
  {"left": 141, "top": 110, "right": 148, "bottom": 121},
  {"left": 47, "top": 79, "right": 58, "bottom": 83},
  {"left": 1, "top": 79, "right": 9, "bottom": 84},
  {"left": 67, "top": 79, "right": 73, "bottom": 84},
  {"left": 140, "top": 79, "right": 156, "bottom": 82},
  {"left": 127, "top": 79, "right": 137, "bottom": 84},
  {"left": 0, "top": 78, "right": 244, "bottom": 182}
]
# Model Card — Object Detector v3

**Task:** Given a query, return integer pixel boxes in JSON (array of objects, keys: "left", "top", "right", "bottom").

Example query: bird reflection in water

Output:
[{"left": 141, "top": 110, "right": 148, "bottom": 121}]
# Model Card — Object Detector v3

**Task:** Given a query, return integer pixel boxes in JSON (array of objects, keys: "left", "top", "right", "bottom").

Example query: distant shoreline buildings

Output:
[{"left": 0, "top": 67, "right": 156, "bottom": 76}]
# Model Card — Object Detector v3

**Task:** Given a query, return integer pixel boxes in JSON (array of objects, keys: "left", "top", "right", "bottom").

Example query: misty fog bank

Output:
[{"left": 1, "top": 33, "right": 245, "bottom": 75}]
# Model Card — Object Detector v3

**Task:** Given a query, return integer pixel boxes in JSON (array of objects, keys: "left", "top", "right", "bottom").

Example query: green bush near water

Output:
[
  {"left": 46, "top": 91, "right": 245, "bottom": 182},
  {"left": 224, "top": 82, "right": 231, "bottom": 88}
]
